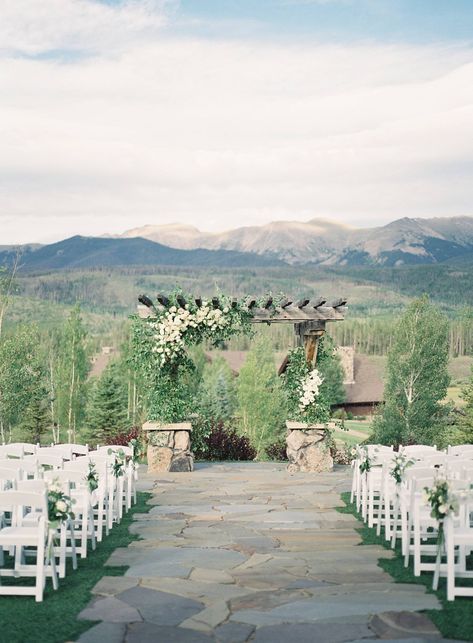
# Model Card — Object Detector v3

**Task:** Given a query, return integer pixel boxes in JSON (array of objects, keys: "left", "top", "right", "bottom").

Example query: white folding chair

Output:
[
  {"left": 17, "top": 479, "right": 77, "bottom": 580},
  {"left": 0, "top": 490, "right": 58, "bottom": 601},
  {"left": 64, "top": 459, "right": 110, "bottom": 542},
  {"left": 45, "top": 470, "right": 96, "bottom": 559}
]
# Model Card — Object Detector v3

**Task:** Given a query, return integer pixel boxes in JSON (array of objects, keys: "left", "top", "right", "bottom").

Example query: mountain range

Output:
[
  {"left": 2, "top": 216, "right": 473, "bottom": 271},
  {"left": 115, "top": 217, "right": 473, "bottom": 266}
]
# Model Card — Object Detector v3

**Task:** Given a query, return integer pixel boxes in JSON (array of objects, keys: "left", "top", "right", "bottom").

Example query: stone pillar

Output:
[
  {"left": 143, "top": 421, "right": 194, "bottom": 473},
  {"left": 286, "top": 421, "right": 333, "bottom": 473}
]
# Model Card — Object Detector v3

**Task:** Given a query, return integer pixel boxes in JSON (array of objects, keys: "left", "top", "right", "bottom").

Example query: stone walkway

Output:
[{"left": 77, "top": 463, "right": 458, "bottom": 643}]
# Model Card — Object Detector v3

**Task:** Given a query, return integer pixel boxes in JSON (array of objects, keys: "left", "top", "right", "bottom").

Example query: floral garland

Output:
[
  {"left": 390, "top": 452, "right": 415, "bottom": 484},
  {"left": 283, "top": 346, "right": 331, "bottom": 425},
  {"left": 85, "top": 462, "right": 99, "bottom": 492},
  {"left": 140, "top": 295, "right": 252, "bottom": 370},
  {"left": 47, "top": 479, "right": 75, "bottom": 530},
  {"left": 109, "top": 448, "right": 126, "bottom": 478},
  {"left": 358, "top": 445, "right": 373, "bottom": 474}
]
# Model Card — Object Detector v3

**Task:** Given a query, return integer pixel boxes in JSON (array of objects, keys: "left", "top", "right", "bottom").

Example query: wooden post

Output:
[{"left": 294, "top": 321, "right": 326, "bottom": 367}]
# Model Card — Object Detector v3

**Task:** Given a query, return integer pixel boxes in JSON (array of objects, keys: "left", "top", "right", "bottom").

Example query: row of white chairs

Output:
[
  {"left": 0, "top": 443, "right": 138, "bottom": 601},
  {"left": 351, "top": 443, "right": 473, "bottom": 601}
]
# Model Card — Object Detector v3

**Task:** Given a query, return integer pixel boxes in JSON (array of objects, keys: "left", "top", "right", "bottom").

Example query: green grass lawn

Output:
[
  {"left": 0, "top": 491, "right": 152, "bottom": 643},
  {"left": 334, "top": 419, "right": 372, "bottom": 447},
  {"left": 338, "top": 492, "right": 473, "bottom": 641}
]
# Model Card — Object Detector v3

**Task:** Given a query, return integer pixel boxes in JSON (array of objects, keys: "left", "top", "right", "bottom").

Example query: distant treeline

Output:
[{"left": 329, "top": 318, "right": 473, "bottom": 358}]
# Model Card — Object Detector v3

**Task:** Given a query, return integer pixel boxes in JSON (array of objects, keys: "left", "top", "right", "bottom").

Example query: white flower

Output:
[{"left": 56, "top": 500, "right": 67, "bottom": 513}]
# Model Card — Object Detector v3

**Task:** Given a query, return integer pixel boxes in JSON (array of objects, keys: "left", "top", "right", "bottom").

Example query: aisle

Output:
[{"left": 78, "top": 463, "right": 445, "bottom": 643}]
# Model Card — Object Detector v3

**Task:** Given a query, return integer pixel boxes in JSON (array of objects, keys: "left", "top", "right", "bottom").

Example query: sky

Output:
[{"left": 1, "top": 0, "right": 473, "bottom": 244}]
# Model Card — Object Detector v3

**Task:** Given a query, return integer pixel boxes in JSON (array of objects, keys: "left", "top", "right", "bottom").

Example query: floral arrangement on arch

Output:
[
  {"left": 282, "top": 341, "right": 332, "bottom": 425},
  {"left": 130, "top": 291, "right": 254, "bottom": 424}
]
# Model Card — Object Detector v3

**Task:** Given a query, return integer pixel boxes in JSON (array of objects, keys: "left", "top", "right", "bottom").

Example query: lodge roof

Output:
[{"left": 343, "top": 354, "right": 385, "bottom": 405}]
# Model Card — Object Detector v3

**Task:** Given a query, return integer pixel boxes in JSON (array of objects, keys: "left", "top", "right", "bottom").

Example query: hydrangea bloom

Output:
[
  {"left": 151, "top": 302, "right": 231, "bottom": 367},
  {"left": 298, "top": 368, "right": 323, "bottom": 412}
]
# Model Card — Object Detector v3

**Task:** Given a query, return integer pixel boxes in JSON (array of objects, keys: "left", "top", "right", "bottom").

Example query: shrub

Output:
[
  {"left": 194, "top": 421, "right": 256, "bottom": 461},
  {"left": 265, "top": 439, "right": 288, "bottom": 461}
]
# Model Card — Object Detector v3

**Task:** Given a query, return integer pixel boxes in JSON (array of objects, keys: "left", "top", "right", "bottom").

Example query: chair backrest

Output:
[
  {"left": 16, "top": 479, "right": 47, "bottom": 493},
  {"left": 96, "top": 445, "right": 133, "bottom": 458},
  {"left": 44, "top": 469, "right": 87, "bottom": 489},
  {"left": 0, "top": 466, "right": 22, "bottom": 488},
  {"left": 0, "top": 458, "right": 24, "bottom": 471},
  {"left": 0, "top": 490, "right": 48, "bottom": 526},
  {"left": 421, "top": 454, "right": 448, "bottom": 467},
  {"left": 32, "top": 453, "right": 65, "bottom": 469},
  {"left": 447, "top": 444, "right": 473, "bottom": 456},
  {"left": 400, "top": 445, "right": 437, "bottom": 455},
  {"left": 67, "top": 443, "right": 89, "bottom": 456},
  {"left": 45, "top": 445, "right": 74, "bottom": 460},
  {"left": 0, "top": 444, "right": 24, "bottom": 459}
]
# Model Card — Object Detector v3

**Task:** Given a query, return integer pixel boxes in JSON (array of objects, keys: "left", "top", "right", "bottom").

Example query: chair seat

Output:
[{"left": 0, "top": 526, "right": 42, "bottom": 545}]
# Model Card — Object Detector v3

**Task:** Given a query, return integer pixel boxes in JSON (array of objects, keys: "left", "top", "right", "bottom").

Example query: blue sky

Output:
[
  {"left": 172, "top": 0, "right": 473, "bottom": 43},
  {"left": 1, "top": 0, "right": 473, "bottom": 243}
]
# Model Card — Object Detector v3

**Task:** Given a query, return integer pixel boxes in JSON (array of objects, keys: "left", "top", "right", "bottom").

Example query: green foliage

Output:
[
  {"left": 457, "top": 366, "right": 473, "bottom": 443},
  {"left": 198, "top": 356, "right": 237, "bottom": 423},
  {"left": 0, "top": 324, "right": 49, "bottom": 443},
  {"left": 237, "top": 336, "right": 287, "bottom": 458},
  {"left": 283, "top": 345, "right": 331, "bottom": 424},
  {"left": 55, "top": 305, "right": 89, "bottom": 441},
  {"left": 21, "top": 383, "right": 51, "bottom": 444},
  {"left": 318, "top": 336, "right": 346, "bottom": 406},
  {"left": 372, "top": 296, "right": 450, "bottom": 447},
  {"left": 130, "top": 292, "right": 253, "bottom": 424},
  {"left": 86, "top": 362, "right": 129, "bottom": 444}
]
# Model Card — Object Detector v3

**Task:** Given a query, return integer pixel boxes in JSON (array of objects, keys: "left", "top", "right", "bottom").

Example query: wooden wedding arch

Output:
[{"left": 137, "top": 293, "right": 347, "bottom": 370}]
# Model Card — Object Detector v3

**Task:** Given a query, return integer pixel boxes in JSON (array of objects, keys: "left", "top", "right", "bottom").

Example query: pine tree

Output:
[
  {"left": 87, "top": 362, "right": 128, "bottom": 443},
  {"left": 22, "top": 385, "right": 51, "bottom": 444},
  {"left": 372, "top": 296, "right": 450, "bottom": 447},
  {"left": 198, "top": 356, "right": 237, "bottom": 423}
]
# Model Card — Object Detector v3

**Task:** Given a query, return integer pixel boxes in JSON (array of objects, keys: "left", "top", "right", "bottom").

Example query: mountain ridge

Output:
[
  {"left": 114, "top": 216, "right": 473, "bottom": 266},
  {"left": 3, "top": 216, "right": 473, "bottom": 271}
]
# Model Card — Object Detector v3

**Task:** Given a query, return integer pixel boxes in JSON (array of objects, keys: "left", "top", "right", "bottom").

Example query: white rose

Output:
[{"left": 56, "top": 500, "right": 67, "bottom": 513}]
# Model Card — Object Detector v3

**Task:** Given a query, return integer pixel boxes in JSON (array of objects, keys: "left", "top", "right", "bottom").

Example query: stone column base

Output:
[
  {"left": 286, "top": 421, "right": 333, "bottom": 473},
  {"left": 143, "top": 422, "right": 194, "bottom": 473}
]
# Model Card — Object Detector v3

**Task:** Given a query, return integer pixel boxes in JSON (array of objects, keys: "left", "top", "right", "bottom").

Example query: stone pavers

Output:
[{"left": 77, "top": 463, "right": 454, "bottom": 642}]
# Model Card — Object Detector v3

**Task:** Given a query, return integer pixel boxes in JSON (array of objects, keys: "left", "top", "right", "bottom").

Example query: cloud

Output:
[
  {"left": 0, "top": 2, "right": 473, "bottom": 242},
  {"left": 0, "top": 0, "right": 174, "bottom": 56}
]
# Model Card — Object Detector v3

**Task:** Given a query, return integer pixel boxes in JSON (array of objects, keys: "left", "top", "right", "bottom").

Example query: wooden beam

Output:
[
  {"left": 280, "top": 298, "right": 292, "bottom": 309},
  {"left": 311, "top": 297, "right": 326, "bottom": 309},
  {"left": 138, "top": 294, "right": 154, "bottom": 309},
  {"left": 296, "top": 298, "right": 310, "bottom": 309},
  {"left": 231, "top": 298, "right": 238, "bottom": 309},
  {"left": 212, "top": 297, "right": 220, "bottom": 309},
  {"left": 156, "top": 293, "right": 170, "bottom": 307},
  {"left": 247, "top": 299, "right": 257, "bottom": 309},
  {"left": 278, "top": 354, "right": 289, "bottom": 376},
  {"left": 331, "top": 297, "right": 347, "bottom": 308},
  {"left": 264, "top": 297, "right": 273, "bottom": 309},
  {"left": 177, "top": 295, "right": 187, "bottom": 309},
  {"left": 195, "top": 297, "right": 202, "bottom": 307}
]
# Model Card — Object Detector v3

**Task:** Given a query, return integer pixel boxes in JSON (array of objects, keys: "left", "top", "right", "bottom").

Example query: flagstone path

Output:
[{"left": 77, "top": 463, "right": 459, "bottom": 643}]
